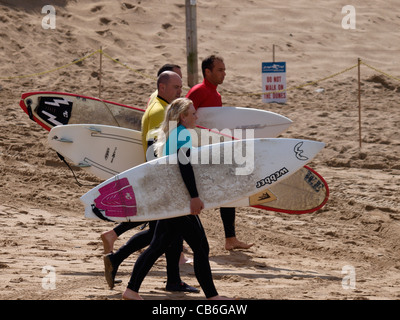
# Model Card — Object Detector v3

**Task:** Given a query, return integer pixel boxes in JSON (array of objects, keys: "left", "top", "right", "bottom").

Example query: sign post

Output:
[{"left": 262, "top": 62, "right": 287, "bottom": 103}]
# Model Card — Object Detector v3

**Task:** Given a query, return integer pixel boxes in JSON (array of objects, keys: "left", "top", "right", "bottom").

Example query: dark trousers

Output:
[
  {"left": 127, "top": 215, "right": 218, "bottom": 298},
  {"left": 220, "top": 207, "right": 236, "bottom": 238},
  {"left": 112, "top": 221, "right": 183, "bottom": 285}
]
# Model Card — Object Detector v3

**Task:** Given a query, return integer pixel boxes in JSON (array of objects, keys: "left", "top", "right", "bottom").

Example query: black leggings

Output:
[
  {"left": 113, "top": 222, "right": 142, "bottom": 237},
  {"left": 220, "top": 207, "right": 236, "bottom": 238},
  {"left": 127, "top": 215, "right": 218, "bottom": 298},
  {"left": 112, "top": 221, "right": 183, "bottom": 285}
]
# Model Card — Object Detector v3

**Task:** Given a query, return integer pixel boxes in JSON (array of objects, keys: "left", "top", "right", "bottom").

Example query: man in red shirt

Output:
[
  {"left": 186, "top": 55, "right": 254, "bottom": 251},
  {"left": 185, "top": 57, "right": 223, "bottom": 109}
]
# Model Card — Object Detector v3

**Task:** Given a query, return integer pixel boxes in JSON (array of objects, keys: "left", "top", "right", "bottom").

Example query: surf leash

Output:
[
  {"left": 91, "top": 205, "right": 114, "bottom": 222},
  {"left": 55, "top": 152, "right": 98, "bottom": 187}
]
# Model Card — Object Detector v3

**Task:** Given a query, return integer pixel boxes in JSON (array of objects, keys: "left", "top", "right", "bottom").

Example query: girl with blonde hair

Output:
[
  {"left": 123, "top": 98, "right": 232, "bottom": 300},
  {"left": 153, "top": 97, "right": 194, "bottom": 158}
]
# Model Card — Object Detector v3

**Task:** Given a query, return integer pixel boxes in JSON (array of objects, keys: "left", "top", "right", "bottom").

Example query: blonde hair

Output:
[{"left": 153, "top": 98, "right": 194, "bottom": 157}]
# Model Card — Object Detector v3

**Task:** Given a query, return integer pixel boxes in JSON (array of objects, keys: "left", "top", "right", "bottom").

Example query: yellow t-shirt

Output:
[
  {"left": 141, "top": 96, "right": 169, "bottom": 156},
  {"left": 146, "top": 90, "right": 158, "bottom": 109}
]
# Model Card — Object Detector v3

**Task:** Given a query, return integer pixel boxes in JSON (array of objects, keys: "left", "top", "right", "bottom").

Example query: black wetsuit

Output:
[{"left": 127, "top": 134, "right": 218, "bottom": 298}]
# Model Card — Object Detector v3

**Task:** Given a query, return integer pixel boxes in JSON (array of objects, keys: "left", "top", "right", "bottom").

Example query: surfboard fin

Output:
[
  {"left": 52, "top": 137, "right": 73, "bottom": 143},
  {"left": 78, "top": 162, "right": 91, "bottom": 168},
  {"left": 26, "top": 98, "right": 34, "bottom": 121},
  {"left": 86, "top": 126, "right": 102, "bottom": 133}
]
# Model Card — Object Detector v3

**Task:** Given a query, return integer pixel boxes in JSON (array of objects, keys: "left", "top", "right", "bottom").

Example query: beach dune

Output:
[{"left": 0, "top": 0, "right": 399, "bottom": 300}]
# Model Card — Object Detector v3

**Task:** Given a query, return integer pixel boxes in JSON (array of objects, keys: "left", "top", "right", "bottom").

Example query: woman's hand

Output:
[{"left": 190, "top": 197, "right": 204, "bottom": 215}]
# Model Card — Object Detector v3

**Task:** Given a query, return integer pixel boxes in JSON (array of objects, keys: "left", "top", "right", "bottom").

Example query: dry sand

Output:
[{"left": 0, "top": 0, "right": 399, "bottom": 300}]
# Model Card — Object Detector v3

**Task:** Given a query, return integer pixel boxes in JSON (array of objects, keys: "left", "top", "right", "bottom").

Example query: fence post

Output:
[
  {"left": 185, "top": 0, "right": 198, "bottom": 88},
  {"left": 273, "top": 44, "right": 276, "bottom": 62},
  {"left": 99, "top": 46, "right": 103, "bottom": 99},
  {"left": 358, "top": 58, "right": 362, "bottom": 149}
]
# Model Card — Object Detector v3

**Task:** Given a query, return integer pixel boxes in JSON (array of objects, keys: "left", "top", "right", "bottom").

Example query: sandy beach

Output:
[{"left": 0, "top": 0, "right": 399, "bottom": 300}]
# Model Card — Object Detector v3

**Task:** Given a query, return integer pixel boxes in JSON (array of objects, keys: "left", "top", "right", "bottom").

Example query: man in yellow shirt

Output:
[
  {"left": 141, "top": 71, "right": 183, "bottom": 157},
  {"left": 145, "top": 64, "right": 182, "bottom": 109}
]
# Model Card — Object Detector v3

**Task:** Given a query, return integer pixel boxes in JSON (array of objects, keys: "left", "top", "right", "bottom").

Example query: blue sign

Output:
[{"left": 262, "top": 62, "right": 286, "bottom": 73}]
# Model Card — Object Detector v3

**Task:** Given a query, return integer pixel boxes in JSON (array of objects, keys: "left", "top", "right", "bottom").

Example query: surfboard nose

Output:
[{"left": 292, "top": 139, "right": 325, "bottom": 162}]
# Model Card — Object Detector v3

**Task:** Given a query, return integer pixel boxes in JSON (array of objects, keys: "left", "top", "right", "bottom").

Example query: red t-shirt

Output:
[{"left": 186, "top": 79, "right": 222, "bottom": 110}]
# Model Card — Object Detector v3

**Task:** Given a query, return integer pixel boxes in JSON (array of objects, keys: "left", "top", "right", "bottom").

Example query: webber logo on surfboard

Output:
[
  {"left": 256, "top": 167, "right": 289, "bottom": 189},
  {"left": 256, "top": 141, "right": 315, "bottom": 189}
]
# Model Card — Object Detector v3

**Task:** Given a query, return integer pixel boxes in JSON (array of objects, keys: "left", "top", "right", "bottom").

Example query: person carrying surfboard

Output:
[
  {"left": 122, "top": 98, "right": 233, "bottom": 300},
  {"left": 186, "top": 55, "right": 254, "bottom": 251},
  {"left": 102, "top": 71, "right": 198, "bottom": 294},
  {"left": 100, "top": 66, "right": 183, "bottom": 253}
]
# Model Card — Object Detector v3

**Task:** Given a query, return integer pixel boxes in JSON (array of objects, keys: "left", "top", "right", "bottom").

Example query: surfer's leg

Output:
[
  {"left": 114, "top": 222, "right": 142, "bottom": 236},
  {"left": 103, "top": 221, "right": 157, "bottom": 289},
  {"left": 164, "top": 236, "right": 199, "bottom": 293},
  {"left": 220, "top": 207, "right": 236, "bottom": 238},
  {"left": 104, "top": 221, "right": 157, "bottom": 288},
  {"left": 220, "top": 207, "right": 254, "bottom": 250},
  {"left": 165, "top": 236, "right": 182, "bottom": 284},
  {"left": 101, "top": 222, "right": 143, "bottom": 253},
  {"left": 180, "top": 215, "right": 218, "bottom": 299},
  {"left": 125, "top": 219, "right": 176, "bottom": 295},
  {"left": 112, "top": 221, "right": 156, "bottom": 265},
  {"left": 114, "top": 222, "right": 183, "bottom": 284}
]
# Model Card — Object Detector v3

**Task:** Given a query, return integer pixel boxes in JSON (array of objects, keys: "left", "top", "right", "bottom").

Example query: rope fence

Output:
[
  {"left": 0, "top": 50, "right": 101, "bottom": 81},
  {"left": 1, "top": 48, "right": 399, "bottom": 94},
  {"left": 2, "top": 48, "right": 399, "bottom": 149},
  {"left": 222, "top": 63, "right": 360, "bottom": 97},
  {"left": 361, "top": 61, "right": 400, "bottom": 83}
]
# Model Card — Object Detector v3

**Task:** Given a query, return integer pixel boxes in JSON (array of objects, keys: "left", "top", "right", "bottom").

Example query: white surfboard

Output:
[
  {"left": 48, "top": 124, "right": 145, "bottom": 180},
  {"left": 50, "top": 124, "right": 328, "bottom": 214},
  {"left": 80, "top": 138, "right": 325, "bottom": 222},
  {"left": 227, "top": 165, "right": 329, "bottom": 214},
  {"left": 196, "top": 106, "right": 292, "bottom": 139},
  {"left": 20, "top": 92, "right": 292, "bottom": 138},
  {"left": 47, "top": 124, "right": 230, "bottom": 179}
]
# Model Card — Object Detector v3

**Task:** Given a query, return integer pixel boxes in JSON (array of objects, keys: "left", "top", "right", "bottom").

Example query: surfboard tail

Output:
[{"left": 93, "top": 178, "right": 137, "bottom": 219}]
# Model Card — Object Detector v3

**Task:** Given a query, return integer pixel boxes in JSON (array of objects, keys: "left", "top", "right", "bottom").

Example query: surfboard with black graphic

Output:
[
  {"left": 20, "top": 91, "right": 292, "bottom": 139},
  {"left": 19, "top": 91, "right": 144, "bottom": 131}
]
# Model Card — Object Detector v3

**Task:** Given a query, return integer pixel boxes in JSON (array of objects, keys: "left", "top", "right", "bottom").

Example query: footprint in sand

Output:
[
  {"left": 99, "top": 17, "right": 111, "bottom": 25},
  {"left": 91, "top": 5, "right": 103, "bottom": 13}
]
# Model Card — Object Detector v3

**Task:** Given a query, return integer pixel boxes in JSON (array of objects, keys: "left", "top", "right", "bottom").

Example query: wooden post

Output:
[
  {"left": 99, "top": 46, "right": 103, "bottom": 99},
  {"left": 358, "top": 58, "right": 362, "bottom": 149},
  {"left": 185, "top": 0, "right": 198, "bottom": 87},
  {"left": 273, "top": 44, "right": 276, "bottom": 62}
]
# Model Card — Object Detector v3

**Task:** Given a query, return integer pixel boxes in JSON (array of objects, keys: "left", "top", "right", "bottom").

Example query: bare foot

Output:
[
  {"left": 122, "top": 288, "right": 144, "bottom": 300},
  {"left": 225, "top": 237, "right": 254, "bottom": 251},
  {"left": 179, "top": 252, "right": 193, "bottom": 265},
  {"left": 101, "top": 230, "right": 118, "bottom": 254},
  {"left": 208, "top": 295, "right": 235, "bottom": 300}
]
